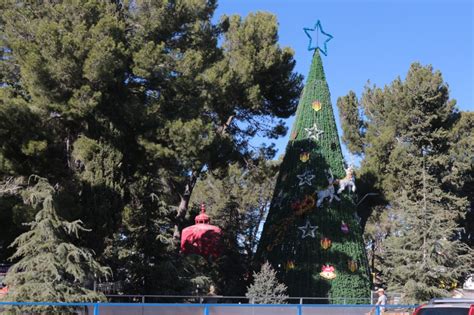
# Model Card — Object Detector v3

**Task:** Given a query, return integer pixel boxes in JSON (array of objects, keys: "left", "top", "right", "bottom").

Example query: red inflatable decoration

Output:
[{"left": 180, "top": 203, "right": 222, "bottom": 258}]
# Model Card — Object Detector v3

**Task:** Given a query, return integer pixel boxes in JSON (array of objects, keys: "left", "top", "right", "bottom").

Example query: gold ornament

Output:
[
  {"left": 286, "top": 260, "right": 295, "bottom": 270},
  {"left": 321, "top": 237, "right": 332, "bottom": 250},
  {"left": 312, "top": 100, "right": 322, "bottom": 111},
  {"left": 300, "top": 152, "right": 310, "bottom": 162},
  {"left": 348, "top": 260, "right": 358, "bottom": 272}
]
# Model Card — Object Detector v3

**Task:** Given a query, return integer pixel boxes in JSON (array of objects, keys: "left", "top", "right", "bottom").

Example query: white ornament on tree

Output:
[
  {"left": 337, "top": 165, "right": 356, "bottom": 194},
  {"left": 316, "top": 169, "right": 340, "bottom": 207},
  {"left": 304, "top": 123, "right": 324, "bottom": 141},
  {"left": 298, "top": 219, "right": 318, "bottom": 239},
  {"left": 297, "top": 170, "right": 315, "bottom": 187}
]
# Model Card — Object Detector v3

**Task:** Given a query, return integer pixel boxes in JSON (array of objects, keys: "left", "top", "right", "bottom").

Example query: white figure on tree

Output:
[
  {"left": 337, "top": 166, "right": 356, "bottom": 194},
  {"left": 317, "top": 170, "right": 340, "bottom": 207}
]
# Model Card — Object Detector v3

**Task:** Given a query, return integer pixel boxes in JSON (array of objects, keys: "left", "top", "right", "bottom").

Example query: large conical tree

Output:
[{"left": 257, "top": 37, "right": 371, "bottom": 301}]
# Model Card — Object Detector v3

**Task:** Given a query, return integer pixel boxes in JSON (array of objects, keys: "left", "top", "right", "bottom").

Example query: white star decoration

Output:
[
  {"left": 305, "top": 123, "right": 324, "bottom": 141},
  {"left": 298, "top": 219, "right": 318, "bottom": 239},
  {"left": 297, "top": 170, "right": 315, "bottom": 187}
]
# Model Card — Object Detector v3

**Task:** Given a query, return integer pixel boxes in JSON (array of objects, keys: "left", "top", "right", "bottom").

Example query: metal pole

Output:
[
  {"left": 375, "top": 305, "right": 380, "bottom": 315},
  {"left": 203, "top": 305, "right": 209, "bottom": 315},
  {"left": 93, "top": 303, "right": 100, "bottom": 315},
  {"left": 141, "top": 295, "right": 145, "bottom": 303},
  {"left": 297, "top": 304, "right": 302, "bottom": 315}
]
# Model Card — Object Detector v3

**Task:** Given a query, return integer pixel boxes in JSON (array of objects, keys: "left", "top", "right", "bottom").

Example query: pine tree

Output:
[
  {"left": 257, "top": 49, "right": 371, "bottom": 301},
  {"left": 4, "top": 177, "right": 110, "bottom": 304},
  {"left": 440, "top": 112, "right": 474, "bottom": 246},
  {"left": 338, "top": 63, "right": 473, "bottom": 287},
  {"left": 1, "top": 0, "right": 302, "bottom": 294},
  {"left": 382, "top": 160, "right": 473, "bottom": 303},
  {"left": 337, "top": 63, "right": 459, "bottom": 198},
  {"left": 246, "top": 262, "right": 288, "bottom": 304}
]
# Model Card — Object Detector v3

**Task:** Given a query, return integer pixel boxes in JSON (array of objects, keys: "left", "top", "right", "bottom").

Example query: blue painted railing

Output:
[{"left": 0, "top": 301, "right": 418, "bottom": 315}]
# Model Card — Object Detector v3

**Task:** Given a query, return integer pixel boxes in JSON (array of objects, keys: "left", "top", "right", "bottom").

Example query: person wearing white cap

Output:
[
  {"left": 375, "top": 288, "right": 387, "bottom": 313},
  {"left": 367, "top": 288, "right": 387, "bottom": 315}
]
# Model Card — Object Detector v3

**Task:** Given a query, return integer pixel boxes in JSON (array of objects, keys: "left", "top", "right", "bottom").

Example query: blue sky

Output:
[{"left": 214, "top": 0, "right": 474, "bottom": 158}]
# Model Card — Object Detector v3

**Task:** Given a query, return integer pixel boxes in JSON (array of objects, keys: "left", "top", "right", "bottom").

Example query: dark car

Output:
[{"left": 413, "top": 298, "right": 474, "bottom": 315}]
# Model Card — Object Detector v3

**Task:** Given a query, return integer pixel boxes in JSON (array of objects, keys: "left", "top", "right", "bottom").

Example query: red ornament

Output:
[
  {"left": 293, "top": 195, "right": 315, "bottom": 216},
  {"left": 181, "top": 203, "right": 222, "bottom": 258},
  {"left": 290, "top": 130, "right": 298, "bottom": 140}
]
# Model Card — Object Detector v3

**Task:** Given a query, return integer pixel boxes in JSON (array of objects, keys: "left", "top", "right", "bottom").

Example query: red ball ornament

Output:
[{"left": 181, "top": 203, "right": 222, "bottom": 258}]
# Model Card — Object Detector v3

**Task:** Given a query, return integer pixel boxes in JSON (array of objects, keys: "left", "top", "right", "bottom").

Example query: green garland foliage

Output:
[{"left": 257, "top": 50, "right": 370, "bottom": 301}]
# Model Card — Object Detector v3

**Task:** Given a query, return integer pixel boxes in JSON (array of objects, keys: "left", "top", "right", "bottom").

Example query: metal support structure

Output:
[{"left": 93, "top": 303, "right": 99, "bottom": 315}]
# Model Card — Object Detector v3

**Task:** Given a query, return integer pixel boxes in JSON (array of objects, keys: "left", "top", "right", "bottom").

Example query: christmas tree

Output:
[{"left": 257, "top": 21, "right": 371, "bottom": 301}]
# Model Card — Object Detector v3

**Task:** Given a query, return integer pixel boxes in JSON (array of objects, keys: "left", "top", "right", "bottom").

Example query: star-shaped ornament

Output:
[
  {"left": 298, "top": 219, "right": 318, "bottom": 239},
  {"left": 305, "top": 123, "right": 324, "bottom": 141},
  {"left": 303, "top": 20, "right": 333, "bottom": 56},
  {"left": 297, "top": 170, "right": 315, "bottom": 187}
]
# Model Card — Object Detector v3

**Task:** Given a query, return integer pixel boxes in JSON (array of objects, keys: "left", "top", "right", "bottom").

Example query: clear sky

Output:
[{"left": 214, "top": 0, "right": 474, "bottom": 158}]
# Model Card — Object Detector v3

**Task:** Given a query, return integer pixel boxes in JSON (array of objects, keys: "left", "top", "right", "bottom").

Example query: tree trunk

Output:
[{"left": 173, "top": 171, "right": 198, "bottom": 241}]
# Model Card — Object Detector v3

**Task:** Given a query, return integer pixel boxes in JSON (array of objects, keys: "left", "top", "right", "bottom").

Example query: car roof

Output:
[
  {"left": 429, "top": 298, "right": 474, "bottom": 304},
  {"left": 423, "top": 304, "right": 472, "bottom": 308},
  {"left": 421, "top": 298, "right": 474, "bottom": 309}
]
